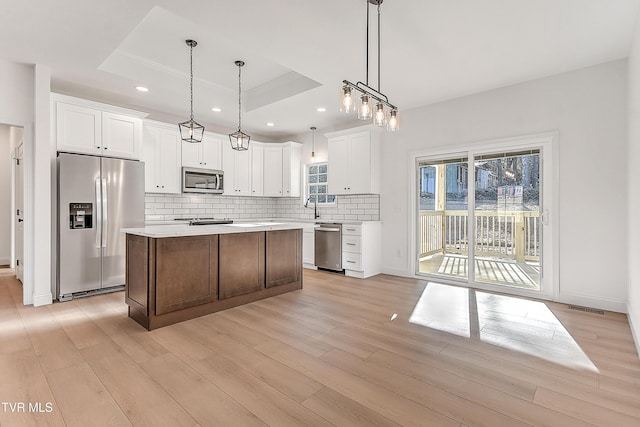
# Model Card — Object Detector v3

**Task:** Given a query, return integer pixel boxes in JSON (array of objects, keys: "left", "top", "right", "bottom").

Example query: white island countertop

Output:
[{"left": 122, "top": 222, "right": 310, "bottom": 238}]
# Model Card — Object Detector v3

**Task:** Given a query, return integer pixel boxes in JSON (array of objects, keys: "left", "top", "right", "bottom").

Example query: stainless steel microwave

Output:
[{"left": 182, "top": 167, "right": 224, "bottom": 194}]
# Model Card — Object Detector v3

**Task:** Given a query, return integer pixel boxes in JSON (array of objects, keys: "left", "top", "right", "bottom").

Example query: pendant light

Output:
[
  {"left": 340, "top": 0, "right": 399, "bottom": 131},
  {"left": 178, "top": 39, "right": 204, "bottom": 143},
  {"left": 229, "top": 60, "right": 250, "bottom": 151},
  {"left": 310, "top": 126, "right": 317, "bottom": 159}
]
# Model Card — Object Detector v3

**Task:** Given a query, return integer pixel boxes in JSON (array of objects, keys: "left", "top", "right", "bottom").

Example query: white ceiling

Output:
[{"left": 1, "top": 0, "right": 639, "bottom": 141}]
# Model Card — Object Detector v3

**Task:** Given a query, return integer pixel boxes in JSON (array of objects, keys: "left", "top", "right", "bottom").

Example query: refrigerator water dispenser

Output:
[{"left": 69, "top": 202, "right": 93, "bottom": 229}]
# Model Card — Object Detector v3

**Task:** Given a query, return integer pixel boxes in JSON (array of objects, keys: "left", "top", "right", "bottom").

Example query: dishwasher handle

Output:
[{"left": 316, "top": 227, "right": 341, "bottom": 232}]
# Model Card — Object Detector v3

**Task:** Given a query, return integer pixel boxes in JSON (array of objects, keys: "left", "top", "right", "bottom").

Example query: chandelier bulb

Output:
[
  {"left": 387, "top": 108, "right": 399, "bottom": 132},
  {"left": 358, "top": 95, "right": 372, "bottom": 120},
  {"left": 340, "top": 86, "right": 355, "bottom": 113},
  {"left": 373, "top": 102, "right": 386, "bottom": 126}
]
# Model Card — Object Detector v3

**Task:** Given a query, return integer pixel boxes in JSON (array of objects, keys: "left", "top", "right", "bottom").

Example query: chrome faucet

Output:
[{"left": 304, "top": 197, "right": 320, "bottom": 219}]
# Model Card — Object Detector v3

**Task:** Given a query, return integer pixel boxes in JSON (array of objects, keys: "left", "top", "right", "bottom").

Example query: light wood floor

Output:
[{"left": 1, "top": 267, "right": 640, "bottom": 426}]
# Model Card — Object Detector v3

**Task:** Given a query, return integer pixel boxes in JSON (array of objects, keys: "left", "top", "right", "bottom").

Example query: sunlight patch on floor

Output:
[{"left": 409, "top": 282, "right": 599, "bottom": 372}]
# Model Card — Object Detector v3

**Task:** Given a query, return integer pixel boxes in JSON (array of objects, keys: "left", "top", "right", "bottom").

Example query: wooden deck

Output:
[
  {"left": 419, "top": 254, "right": 540, "bottom": 289},
  {"left": 1, "top": 267, "right": 639, "bottom": 426}
]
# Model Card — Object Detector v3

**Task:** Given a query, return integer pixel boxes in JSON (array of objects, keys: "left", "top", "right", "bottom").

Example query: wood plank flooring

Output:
[{"left": 1, "top": 267, "right": 639, "bottom": 426}]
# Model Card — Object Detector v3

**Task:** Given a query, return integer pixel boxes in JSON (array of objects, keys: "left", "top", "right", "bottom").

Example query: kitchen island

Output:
[{"left": 122, "top": 222, "right": 303, "bottom": 330}]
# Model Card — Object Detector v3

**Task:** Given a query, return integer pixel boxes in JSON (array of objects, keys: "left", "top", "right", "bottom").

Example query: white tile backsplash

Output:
[{"left": 144, "top": 193, "right": 380, "bottom": 222}]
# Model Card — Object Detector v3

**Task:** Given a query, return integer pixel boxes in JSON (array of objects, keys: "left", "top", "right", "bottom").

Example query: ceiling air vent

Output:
[{"left": 568, "top": 305, "right": 604, "bottom": 315}]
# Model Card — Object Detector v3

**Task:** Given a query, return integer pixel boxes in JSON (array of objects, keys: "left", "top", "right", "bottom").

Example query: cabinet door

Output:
[
  {"left": 302, "top": 230, "right": 315, "bottom": 265},
  {"left": 283, "top": 143, "right": 301, "bottom": 197},
  {"left": 251, "top": 143, "right": 264, "bottom": 196},
  {"left": 263, "top": 145, "right": 284, "bottom": 196},
  {"left": 102, "top": 112, "right": 142, "bottom": 160},
  {"left": 142, "top": 125, "right": 160, "bottom": 192},
  {"left": 234, "top": 149, "right": 252, "bottom": 195},
  {"left": 327, "top": 136, "right": 349, "bottom": 194},
  {"left": 56, "top": 102, "right": 101, "bottom": 155},
  {"left": 181, "top": 139, "right": 202, "bottom": 168},
  {"left": 346, "top": 131, "right": 371, "bottom": 194},
  {"left": 219, "top": 232, "right": 265, "bottom": 298},
  {"left": 266, "top": 229, "right": 302, "bottom": 288},
  {"left": 155, "top": 236, "right": 218, "bottom": 315},
  {"left": 201, "top": 135, "right": 223, "bottom": 169},
  {"left": 159, "top": 129, "right": 182, "bottom": 194}
]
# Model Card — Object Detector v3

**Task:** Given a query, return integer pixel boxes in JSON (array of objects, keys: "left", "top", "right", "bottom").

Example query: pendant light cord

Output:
[
  {"left": 189, "top": 43, "right": 194, "bottom": 121},
  {"left": 377, "top": 2, "right": 381, "bottom": 93},
  {"left": 365, "top": 1, "right": 370, "bottom": 86},
  {"left": 237, "top": 64, "right": 242, "bottom": 131}
]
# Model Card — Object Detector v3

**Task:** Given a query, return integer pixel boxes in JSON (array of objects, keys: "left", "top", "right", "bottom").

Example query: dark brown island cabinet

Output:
[{"left": 125, "top": 229, "right": 302, "bottom": 330}]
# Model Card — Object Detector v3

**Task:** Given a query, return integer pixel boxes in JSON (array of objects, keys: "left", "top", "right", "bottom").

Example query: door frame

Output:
[{"left": 409, "top": 132, "right": 559, "bottom": 301}]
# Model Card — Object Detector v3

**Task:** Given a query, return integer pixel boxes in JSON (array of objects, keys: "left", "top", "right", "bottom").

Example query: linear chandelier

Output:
[
  {"left": 340, "top": 0, "right": 398, "bottom": 132},
  {"left": 178, "top": 39, "right": 205, "bottom": 143}
]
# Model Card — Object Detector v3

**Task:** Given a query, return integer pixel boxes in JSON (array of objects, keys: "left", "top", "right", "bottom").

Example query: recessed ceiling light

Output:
[
  {"left": 211, "top": 107, "right": 222, "bottom": 112},
  {"left": 266, "top": 122, "right": 275, "bottom": 127},
  {"left": 135, "top": 86, "right": 149, "bottom": 92},
  {"left": 317, "top": 107, "right": 326, "bottom": 112}
]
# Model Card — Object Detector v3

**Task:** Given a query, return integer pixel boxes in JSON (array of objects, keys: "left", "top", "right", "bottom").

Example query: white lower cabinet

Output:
[
  {"left": 303, "top": 229, "right": 316, "bottom": 269},
  {"left": 342, "top": 222, "right": 381, "bottom": 278}
]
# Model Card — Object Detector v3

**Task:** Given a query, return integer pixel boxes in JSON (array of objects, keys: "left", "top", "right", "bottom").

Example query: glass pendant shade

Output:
[
  {"left": 358, "top": 95, "right": 372, "bottom": 120},
  {"left": 387, "top": 108, "right": 399, "bottom": 132},
  {"left": 373, "top": 102, "right": 386, "bottom": 126},
  {"left": 340, "top": 86, "right": 355, "bottom": 113},
  {"left": 229, "top": 129, "right": 250, "bottom": 151},
  {"left": 179, "top": 119, "right": 204, "bottom": 143}
]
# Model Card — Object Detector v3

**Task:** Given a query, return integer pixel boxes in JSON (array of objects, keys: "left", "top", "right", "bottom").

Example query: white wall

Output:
[
  {"left": 0, "top": 125, "right": 11, "bottom": 265},
  {"left": 381, "top": 60, "right": 629, "bottom": 312},
  {"left": 0, "top": 59, "right": 52, "bottom": 306},
  {"left": 628, "top": 16, "right": 640, "bottom": 352}
]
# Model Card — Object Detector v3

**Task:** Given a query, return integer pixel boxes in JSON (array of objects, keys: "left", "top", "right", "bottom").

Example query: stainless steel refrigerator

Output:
[{"left": 57, "top": 153, "right": 144, "bottom": 301}]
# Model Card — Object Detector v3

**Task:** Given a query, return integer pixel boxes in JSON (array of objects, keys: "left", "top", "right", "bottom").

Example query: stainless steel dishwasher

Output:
[{"left": 314, "top": 223, "right": 343, "bottom": 271}]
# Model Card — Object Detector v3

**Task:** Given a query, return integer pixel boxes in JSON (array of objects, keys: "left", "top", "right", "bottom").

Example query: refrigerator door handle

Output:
[
  {"left": 102, "top": 178, "right": 108, "bottom": 248},
  {"left": 95, "top": 179, "right": 102, "bottom": 249}
]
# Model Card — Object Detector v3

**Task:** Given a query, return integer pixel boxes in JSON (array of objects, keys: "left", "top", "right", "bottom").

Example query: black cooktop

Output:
[{"left": 187, "top": 219, "right": 233, "bottom": 226}]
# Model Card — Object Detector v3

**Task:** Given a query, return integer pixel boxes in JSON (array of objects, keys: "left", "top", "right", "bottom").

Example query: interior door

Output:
[{"left": 14, "top": 143, "right": 24, "bottom": 282}]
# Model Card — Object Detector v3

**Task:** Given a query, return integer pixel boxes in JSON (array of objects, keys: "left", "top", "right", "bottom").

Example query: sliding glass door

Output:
[
  {"left": 417, "top": 156, "right": 469, "bottom": 281},
  {"left": 415, "top": 136, "right": 554, "bottom": 298},
  {"left": 472, "top": 150, "right": 541, "bottom": 290}
]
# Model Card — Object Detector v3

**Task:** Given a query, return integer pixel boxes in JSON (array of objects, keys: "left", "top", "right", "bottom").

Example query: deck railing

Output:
[{"left": 419, "top": 210, "right": 540, "bottom": 262}]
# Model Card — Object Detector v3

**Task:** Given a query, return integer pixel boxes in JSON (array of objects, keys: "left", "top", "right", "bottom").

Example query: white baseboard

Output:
[
  {"left": 628, "top": 303, "right": 640, "bottom": 359},
  {"left": 303, "top": 264, "right": 318, "bottom": 270},
  {"left": 557, "top": 292, "right": 627, "bottom": 313},
  {"left": 32, "top": 292, "right": 53, "bottom": 307},
  {"left": 381, "top": 267, "right": 413, "bottom": 278},
  {"left": 0, "top": 257, "right": 9, "bottom": 266}
]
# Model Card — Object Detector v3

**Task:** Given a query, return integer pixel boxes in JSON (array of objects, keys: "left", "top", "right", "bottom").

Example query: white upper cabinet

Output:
[
  {"left": 262, "top": 142, "right": 302, "bottom": 197},
  {"left": 222, "top": 140, "right": 251, "bottom": 196},
  {"left": 327, "top": 128, "right": 380, "bottom": 195},
  {"left": 143, "top": 122, "right": 182, "bottom": 194},
  {"left": 182, "top": 132, "right": 223, "bottom": 170},
  {"left": 53, "top": 94, "right": 145, "bottom": 160},
  {"left": 282, "top": 142, "right": 302, "bottom": 197},
  {"left": 263, "top": 145, "right": 284, "bottom": 196},
  {"left": 251, "top": 143, "right": 264, "bottom": 196}
]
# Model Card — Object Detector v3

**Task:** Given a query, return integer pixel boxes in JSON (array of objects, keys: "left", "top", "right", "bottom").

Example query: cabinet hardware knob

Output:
[{"left": 104, "top": 147, "right": 108, "bottom": 150}]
